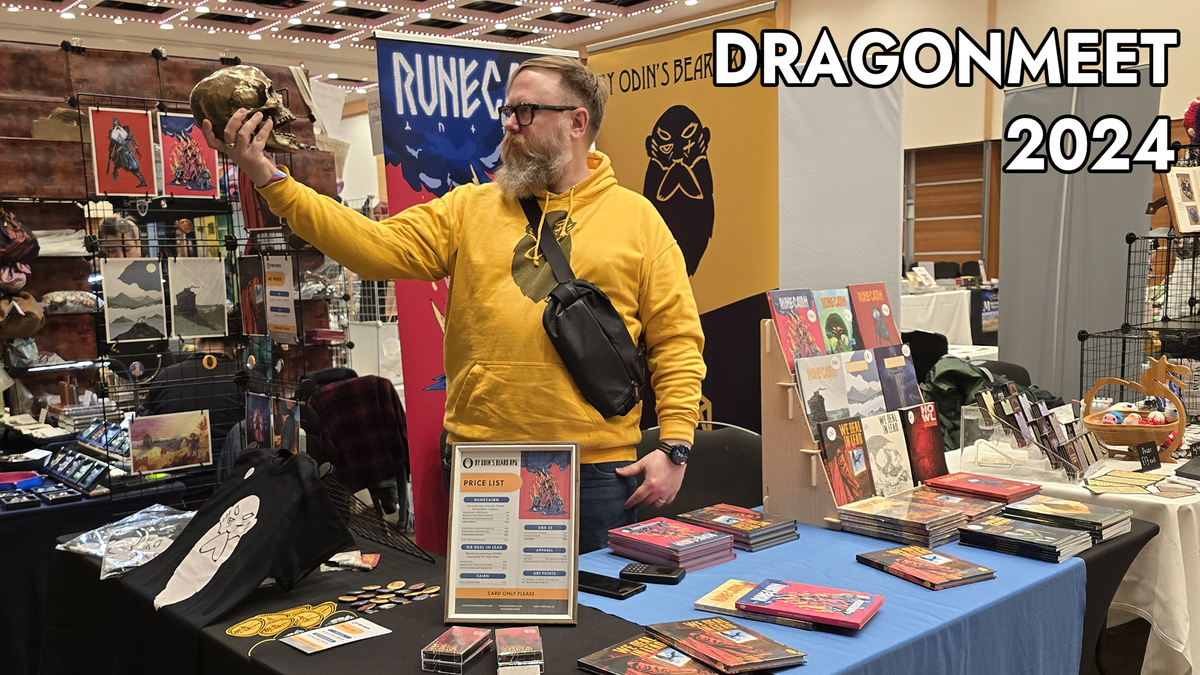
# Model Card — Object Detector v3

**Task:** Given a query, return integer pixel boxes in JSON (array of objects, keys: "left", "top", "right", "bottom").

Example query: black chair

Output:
[
  {"left": 978, "top": 360, "right": 1031, "bottom": 388},
  {"left": 901, "top": 330, "right": 949, "bottom": 383},
  {"left": 934, "top": 261, "right": 961, "bottom": 279},
  {"left": 961, "top": 260, "right": 982, "bottom": 277},
  {"left": 634, "top": 422, "right": 762, "bottom": 519}
]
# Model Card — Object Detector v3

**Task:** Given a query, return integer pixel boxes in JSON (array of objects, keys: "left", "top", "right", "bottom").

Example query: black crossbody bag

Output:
[{"left": 519, "top": 198, "right": 646, "bottom": 418}]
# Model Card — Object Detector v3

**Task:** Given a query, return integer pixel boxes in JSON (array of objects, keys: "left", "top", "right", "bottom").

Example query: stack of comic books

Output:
[
  {"left": 734, "top": 579, "right": 884, "bottom": 630},
  {"left": 421, "top": 627, "right": 493, "bottom": 674},
  {"left": 608, "top": 517, "right": 736, "bottom": 571},
  {"left": 645, "top": 618, "right": 808, "bottom": 673},
  {"left": 1002, "top": 495, "right": 1132, "bottom": 543},
  {"left": 896, "top": 487, "right": 1005, "bottom": 521},
  {"left": 958, "top": 515, "right": 1093, "bottom": 562},
  {"left": 923, "top": 472, "right": 1041, "bottom": 504},
  {"left": 837, "top": 494, "right": 967, "bottom": 547},
  {"left": 693, "top": 580, "right": 815, "bottom": 630},
  {"left": 676, "top": 504, "right": 798, "bottom": 551},
  {"left": 578, "top": 635, "right": 722, "bottom": 675},
  {"left": 856, "top": 545, "right": 995, "bottom": 590}
]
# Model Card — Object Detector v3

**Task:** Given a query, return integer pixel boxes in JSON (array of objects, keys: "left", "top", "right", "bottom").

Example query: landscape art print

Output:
[
  {"left": 168, "top": 257, "right": 228, "bottom": 338},
  {"left": 101, "top": 258, "right": 167, "bottom": 342},
  {"left": 129, "top": 410, "right": 212, "bottom": 474}
]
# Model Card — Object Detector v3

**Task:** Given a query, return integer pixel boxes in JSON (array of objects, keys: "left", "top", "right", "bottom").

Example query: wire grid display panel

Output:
[{"left": 1079, "top": 326, "right": 1200, "bottom": 422}]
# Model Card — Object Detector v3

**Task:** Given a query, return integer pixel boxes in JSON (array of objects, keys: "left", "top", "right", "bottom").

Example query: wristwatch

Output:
[{"left": 656, "top": 441, "right": 690, "bottom": 466}]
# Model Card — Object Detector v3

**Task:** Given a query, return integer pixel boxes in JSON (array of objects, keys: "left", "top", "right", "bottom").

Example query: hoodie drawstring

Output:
[{"left": 530, "top": 187, "right": 575, "bottom": 267}]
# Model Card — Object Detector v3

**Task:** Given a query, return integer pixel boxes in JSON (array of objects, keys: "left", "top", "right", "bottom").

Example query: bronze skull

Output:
[{"left": 190, "top": 65, "right": 299, "bottom": 154}]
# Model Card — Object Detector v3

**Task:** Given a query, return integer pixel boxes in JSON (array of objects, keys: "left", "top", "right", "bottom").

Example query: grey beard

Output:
[{"left": 493, "top": 134, "right": 572, "bottom": 200}]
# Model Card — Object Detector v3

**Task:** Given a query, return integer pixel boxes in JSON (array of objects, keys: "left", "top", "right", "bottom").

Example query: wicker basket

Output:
[{"left": 1081, "top": 355, "right": 1190, "bottom": 462}]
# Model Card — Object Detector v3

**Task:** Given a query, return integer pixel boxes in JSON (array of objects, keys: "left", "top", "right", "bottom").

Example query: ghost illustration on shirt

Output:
[{"left": 154, "top": 495, "right": 259, "bottom": 609}]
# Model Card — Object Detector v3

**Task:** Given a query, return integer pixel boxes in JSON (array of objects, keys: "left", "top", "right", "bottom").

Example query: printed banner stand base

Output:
[{"left": 760, "top": 319, "right": 841, "bottom": 529}]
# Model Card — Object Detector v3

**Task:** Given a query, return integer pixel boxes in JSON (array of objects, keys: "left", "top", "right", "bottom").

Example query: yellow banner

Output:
[{"left": 589, "top": 11, "right": 778, "bottom": 315}]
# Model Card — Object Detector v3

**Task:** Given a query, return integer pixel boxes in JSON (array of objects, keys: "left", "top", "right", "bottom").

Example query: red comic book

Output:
[
  {"left": 768, "top": 289, "right": 826, "bottom": 373},
  {"left": 608, "top": 517, "right": 732, "bottom": 553},
  {"left": 735, "top": 579, "right": 884, "bottom": 629},
  {"left": 676, "top": 504, "right": 796, "bottom": 538},
  {"left": 644, "top": 617, "right": 807, "bottom": 674},
  {"left": 847, "top": 283, "right": 901, "bottom": 349},
  {"left": 900, "top": 402, "right": 948, "bottom": 484},
  {"left": 924, "top": 472, "right": 1041, "bottom": 503},
  {"left": 818, "top": 417, "right": 875, "bottom": 506}
]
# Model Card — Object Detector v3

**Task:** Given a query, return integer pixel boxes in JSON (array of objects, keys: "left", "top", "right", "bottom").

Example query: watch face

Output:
[{"left": 670, "top": 445, "right": 689, "bottom": 465}]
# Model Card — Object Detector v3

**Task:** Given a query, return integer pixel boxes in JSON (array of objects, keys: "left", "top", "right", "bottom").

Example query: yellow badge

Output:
[
  {"left": 226, "top": 617, "right": 266, "bottom": 638},
  {"left": 202, "top": 354, "right": 218, "bottom": 370},
  {"left": 257, "top": 614, "right": 295, "bottom": 636},
  {"left": 293, "top": 610, "right": 324, "bottom": 629},
  {"left": 311, "top": 601, "right": 337, "bottom": 619}
]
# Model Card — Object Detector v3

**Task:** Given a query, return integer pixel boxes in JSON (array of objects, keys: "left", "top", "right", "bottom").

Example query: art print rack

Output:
[{"left": 759, "top": 319, "right": 841, "bottom": 529}]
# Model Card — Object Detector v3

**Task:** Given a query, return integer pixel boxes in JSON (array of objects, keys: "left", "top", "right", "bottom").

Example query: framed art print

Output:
[
  {"left": 89, "top": 108, "right": 155, "bottom": 197},
  {"left": 446, "top": 442, "right": 579, "bottom": 624}
]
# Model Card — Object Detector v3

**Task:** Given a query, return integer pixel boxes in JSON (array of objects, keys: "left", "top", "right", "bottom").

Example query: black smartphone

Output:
[{"left": 579, "top": 570, "right": 646, "bottom": 600}]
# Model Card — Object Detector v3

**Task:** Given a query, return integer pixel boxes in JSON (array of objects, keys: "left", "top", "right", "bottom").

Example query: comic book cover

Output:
[
  {"left": 860, "top": 412, "right": 913, "bottom": 497},
  {"left": 837, "top": 495, "right": 962, "bottom": 529},
  {"left": 608, "top": 517, "right": 732, "bottom": 553},
  {"left": 844, "top": 349, "right": 887, "bottom": 418},
  {"left": 645, "top": 617, "right": 807, "bottom": 674},
  {"left": 767, "top": 289, "right": 825, "bottom": 374},
  {"left": 902, "top": 488, "right": 1004, "bottom": 520},
  {"left": 847, "top": 282, "right": 900, "bottom": 349},
  {"left": 856, "top": 545, "right": 995, "bottom": 590},
  {"left": 1003, "top": 495, "right": 1131, "bottom": 530},
  {"left": 818, "top": 417, "right": 875, "bottom": 507},
  {"left": 960, "top": 515, "right": 1088, "bottom": 548},
  {"left": 923, "top": 472, "right": 1040, "bottom": 502},
  {"left": 875, "top": 344, "right": 923, "bottom": 411},
  {"left": 812, "top": 289, "right": 857, "bottom": 354},
  {"left": 734, "top": 579, "right": 884, "bottom": 630},
  {"left": 900, "top": 402, "right": 948, "bottom": 484},
  {"left": 578, "top": 634, "right": 722, "bottom": 675},
  {"left": 693, "top": 580, "right": 815, "bottom": 630},
  {"left": 676, "top": 504, "right": 795, "bottom": 538},
  {"left": 796, "top": 353, "right": 850, "bottom": 431}
]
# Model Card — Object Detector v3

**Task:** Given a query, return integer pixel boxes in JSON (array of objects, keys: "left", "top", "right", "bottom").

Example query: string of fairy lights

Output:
[{"left": 1, "top": 0, "right": 699, "bottom": 49}]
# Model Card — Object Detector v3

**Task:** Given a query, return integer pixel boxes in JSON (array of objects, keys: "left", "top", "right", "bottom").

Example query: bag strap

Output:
[{"left": 519, "top": 197, "right": 575, "bottom": 285}]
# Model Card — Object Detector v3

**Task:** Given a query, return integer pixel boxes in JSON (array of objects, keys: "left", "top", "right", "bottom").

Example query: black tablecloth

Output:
[
  {"left": 1075, "top": 518, "right": 1159, "bottom": 675},
  {"left": 2, "top": 485, "right": 185, "bottom": 675},
  {"left": 41, "top": 535, "right": 644, "bottom": 675}
]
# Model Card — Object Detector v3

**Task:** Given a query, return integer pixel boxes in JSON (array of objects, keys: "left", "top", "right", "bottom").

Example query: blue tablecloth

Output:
[{"left": 578, "top": 523, "right": 1086, "bottom": 675}]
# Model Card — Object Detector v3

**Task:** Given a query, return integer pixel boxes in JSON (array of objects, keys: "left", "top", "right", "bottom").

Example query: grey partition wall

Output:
[{"left": 999, "top": 73, "right": 1159, "bottom": 400}]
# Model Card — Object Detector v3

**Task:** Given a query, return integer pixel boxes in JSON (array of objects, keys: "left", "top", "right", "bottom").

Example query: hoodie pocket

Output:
[{"left": 452, "top": 361, "right": 606, "bottom": 440}]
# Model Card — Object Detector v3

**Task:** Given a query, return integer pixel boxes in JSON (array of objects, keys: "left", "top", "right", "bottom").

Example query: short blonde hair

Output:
[{"left": 510, "top": 56, "right": 608, "bottom": 142}]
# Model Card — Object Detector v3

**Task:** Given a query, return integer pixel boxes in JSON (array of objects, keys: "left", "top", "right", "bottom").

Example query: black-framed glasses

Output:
[{"left": 499, "top": 103, "right": 578, "bottom": 127}]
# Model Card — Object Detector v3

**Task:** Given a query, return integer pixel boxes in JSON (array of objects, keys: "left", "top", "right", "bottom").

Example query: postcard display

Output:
[{"left": 446, "top": 443, "right": 580, "bottom": 624}]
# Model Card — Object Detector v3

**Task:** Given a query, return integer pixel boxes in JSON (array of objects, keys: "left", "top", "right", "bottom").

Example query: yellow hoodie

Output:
[{"left": 258, "top": 151, "right": 705, "bottom": 464}]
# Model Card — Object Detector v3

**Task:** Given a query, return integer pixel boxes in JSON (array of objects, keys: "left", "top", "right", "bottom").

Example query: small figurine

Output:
[
  {"left": 1123, "top": 412, "right": 1142, "bottom": 425},
  {"left": 1103, "top": 412, "right": 1123, "bottom": 424},
  {"left": 1147, "top": 411, "right": 1167, "bottom": 425}
]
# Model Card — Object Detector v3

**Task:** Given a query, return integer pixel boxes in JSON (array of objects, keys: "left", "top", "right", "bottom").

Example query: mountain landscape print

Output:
[{"left": 102, "top": 258, "right": 167, "bottom": 342}]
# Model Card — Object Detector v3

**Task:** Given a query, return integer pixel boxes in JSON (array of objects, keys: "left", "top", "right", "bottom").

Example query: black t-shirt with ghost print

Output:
[{"left": 118, "top": 449, "right": 353, "bottom": 674}]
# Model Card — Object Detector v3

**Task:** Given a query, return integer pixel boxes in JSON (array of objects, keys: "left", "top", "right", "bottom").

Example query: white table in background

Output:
[{"left": 900, "top": 289, "right": 973, "bottom": 345}]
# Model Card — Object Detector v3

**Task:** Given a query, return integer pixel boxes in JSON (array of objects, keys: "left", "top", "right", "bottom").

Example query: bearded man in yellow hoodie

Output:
[{"left": 203, "top": 56, "right": 706, "bottom": 553}]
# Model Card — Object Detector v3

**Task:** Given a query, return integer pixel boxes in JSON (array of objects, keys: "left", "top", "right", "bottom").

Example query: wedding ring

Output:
[{"left": 655, "top": 498, "right": 666, "bottom": 505}]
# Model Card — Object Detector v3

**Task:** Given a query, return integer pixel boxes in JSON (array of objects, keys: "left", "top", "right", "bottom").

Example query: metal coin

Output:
[
  {"left": 365, "top": 609, "right": 378, "bottom": 614},
  {"left": 373, "top": 593, "right": 394, "bottom": 600},
  {"left": 397, "top": 599, "right": 412, "bottom": 605},
  {"left": 337, "top": 596, "right": 359, "bottom": 603},
  {"left": 351, "top": 600, "right": 370, "bottom": 608},
  {"left": 387, "top": 581, "right": 407, "bottom": 590},
  {"left": 407, "top": 583, "right": 427, "bottom": 591},
  {"left": 356, "top": 593, "right": 376, "bottom": 599},
  {"left": 361, "top": 585, "right": 381, "bottom": 591},
  {"left": 411, "top": 594, "right": 430, "bottom": 602},
  {"left": 360, "top": 603, "right": 376, "bottom": 611},
  {"left": 423, "top": 586, "right": 441, "bottom": 594},
  {"left": 378, "top": 603, "right": 396, "bottom": 610}
]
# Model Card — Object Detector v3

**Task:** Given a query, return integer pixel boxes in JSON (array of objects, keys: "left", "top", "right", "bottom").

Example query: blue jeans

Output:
[{"left": 579, "top": 461, "right": 638, "bottom": 553}]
